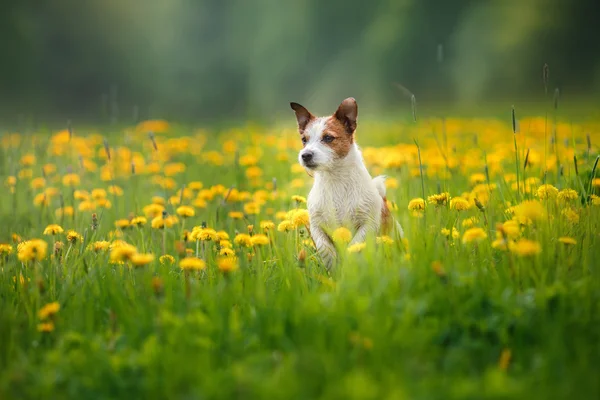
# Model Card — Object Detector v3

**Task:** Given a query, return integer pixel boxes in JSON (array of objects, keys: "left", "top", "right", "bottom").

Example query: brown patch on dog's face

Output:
[{"left": 321, "top": 116, "right": 354, "bottom": 158}]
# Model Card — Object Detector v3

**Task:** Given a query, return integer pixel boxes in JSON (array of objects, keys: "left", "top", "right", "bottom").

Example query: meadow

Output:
[{"left": 1, "top": 112, "right": 599, "bottom": 399}]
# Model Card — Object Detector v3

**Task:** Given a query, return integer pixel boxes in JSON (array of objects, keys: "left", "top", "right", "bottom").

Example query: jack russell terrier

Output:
[{"left": 290, "top": 97, "right": 404, "bottom": 268}]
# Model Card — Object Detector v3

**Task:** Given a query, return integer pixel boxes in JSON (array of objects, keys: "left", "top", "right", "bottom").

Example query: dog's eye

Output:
[
  {"left": 301, "top": 137, "right": 307, "bottom": 145},
  {"left": 322, "top": 134, "right": 334, "bottom": 143}
]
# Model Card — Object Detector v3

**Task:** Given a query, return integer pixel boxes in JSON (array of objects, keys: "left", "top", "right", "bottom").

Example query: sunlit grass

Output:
[{"left": 1, "top": 116, "right": 599, "bottom": 399}]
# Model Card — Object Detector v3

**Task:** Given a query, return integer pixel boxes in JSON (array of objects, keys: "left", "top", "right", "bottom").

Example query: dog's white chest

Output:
[{"left": 308, "top": 173, "right": 380, "bottom": 232}]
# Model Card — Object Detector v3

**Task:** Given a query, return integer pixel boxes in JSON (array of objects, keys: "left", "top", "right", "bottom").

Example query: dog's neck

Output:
[{"left": 313, "top": 143, "right": 371, "bottom": 183}]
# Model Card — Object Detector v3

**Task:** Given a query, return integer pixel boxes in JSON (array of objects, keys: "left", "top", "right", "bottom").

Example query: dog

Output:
[{"left": 290, "top": 97, "right": 404, "bottom": 268}]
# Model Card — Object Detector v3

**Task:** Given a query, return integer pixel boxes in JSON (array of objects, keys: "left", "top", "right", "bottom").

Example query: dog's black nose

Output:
[{"left": 301, "top": 152, "right": 313, "bottom": 162}]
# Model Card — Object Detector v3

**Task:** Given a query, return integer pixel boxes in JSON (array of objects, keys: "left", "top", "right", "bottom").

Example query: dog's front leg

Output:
[
  {"left": 349, "top": 220, "right": 378, "bottom": 246},
  {"left": 311, "top": 225, "right": 336, "bottom": 269}
]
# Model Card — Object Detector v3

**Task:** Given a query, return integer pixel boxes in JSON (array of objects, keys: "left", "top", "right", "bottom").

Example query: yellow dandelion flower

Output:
[
  {"left": 501, "top": 220, "right": 521, "bottom": 239},
  {"left": 469, "top": 173, "right": 486, "bottom": 185},
  {"left": 43, "top": 224, "right": 64, "bottom": 235},
  {"left": 234, "top": 234, "right": 253, "bottom": 247},
  {"left": 291, "top": 209, "right": 310, "bottom": 227},
  {"left": 115, "top": 219, "right": 131, "bottom": 229},
  {"left": 5, "top": 176, "right": 17, "bottom": 187},
  {"left": 450, "top": 197, "right": 471, "bottom": 211},
  {"left": 558, "top": 189, "right": 578, "bottom": 202},
  {"left": 109, "top": 243, "right": 137, "bottom": 262},
  {"left": 152, "top": 196, "right": 167, "bottom": 205},
  {"left": 229, "top": 211, "right": 245, "bottom": 220},
  {"left": 243, "top": 202, "right": 260, "bottom": 215},
  {"left": 427, "top": 192, "right": 450, "bottom": 206},
  {"left": 260, "top": 220, "right": 275, "bottom": 231},
  {"left": 512, "top": 200, "right": 545, "bottom": 223},
  {"left": 37, "top": 322, "right": 55, "bottom": 332},
  {"left": 462, "top": 227, "right": 487, "bottom": 244},
  {"left": 376, "top": 236, "right": 394, "bottom": 245},
  {"left": 245, "top": 166, "right": 263, "bottom": 179},
  {"left": 143, "top": 203, "right": 165, "bottom": 217},
  {"left": 188, "top": 181, "right": 204, "bottom": 191},
  {"left": 33, "top": 193, "right": 50, "bottom": 207},
  {"left": 332, "top": 227, "right": 352, "bottom": 244},
  {"left": 193, "top": 227, "right": 218, "bottom": 242},
  {"left": 77, "top": 201, "right": 96, "bottom": 212},
  {"left": 347, "top": 242, "right": 366, "bottom": 253},
  {"left": 159, "top": 254, "right": 175, "bottom": 265},
  {"left": 277, "top": 220, "right": 295, "bottom": 232},
  {"left": 95, "top": 198, "right": 112, "bottom": 209},
  {"left": 38, "top": 302, "right": 60, "bottom": 319},
  {"left": 250, "top": 234, "right": 270, "bottom": 246},
  {"left": 292, "top": 195, "right": 307, "bottom": 204},
  {"left": 220, "top": 247, "right": 235, "bottom": 257},
  {"left": 179, "top": 257, "right": 206, "bottom": 271},
  {"left": 218, "top": 256, "right": 239, "bottom": 273},
  {"left": 558, "top": 236, "right": 576, "bottom": 245},
  {"left": 462, "top": 217, "right": 477, "bottom": 228},
  {"left": 151, "top": 215, "right": 175, "bottom": 229},
  {"left": 0, "top": 243, "right": 14, "bottom": 255},
  {"left": 441, "top": 227, "right": 459, "bottom": 239},
  {"left": 18, "top": 169, "right": 33, "bottom": 180},
  {"left": 91, "top": 188, "right": 107, "bottom": 199},
  {"left": 537, "top": 184, "right": 559, "bottom": 200},
  {"left": 509, "top": 239, "right": 541, "bottom": 257},
  {"left": 130, "top": 253, "right": 155, "bottom": 267},
  {"left": 62, "top": 173, "right": 80, "bottom": 187},
  {"left": 275, "top": 211, "right": 288, "bottom": 221},
  {"left": 20, "top": 154, "right": 36, "bottom": 166},
  {"left": 89, "top": 241, "right": 110, "bottom": 252},
  {"left": 408, "top": 198, "right": 425, "bottom": 211},
  {"left": 176, "top": 206, "right": 195, "bottom": 218},
  {"left": 55, "top": 206, "right": 74, "bottom": 218},
  {"left": 30, "top": 177, "right": 46, "bottom": 190},
  {"left": 66, "top": 230, "right": 83, "bottom": 244},
  {"left": 590, "top": 194, "right": 600, "bottom": 206},
  {"left": 17, "top": 239, "right": 48, "bottom": 262},
  {"left": 561, "top": 208, "right": 580, "bottom": 224},
  {"left": 131, "top": 216, "right": 147, "bottom": 226}
]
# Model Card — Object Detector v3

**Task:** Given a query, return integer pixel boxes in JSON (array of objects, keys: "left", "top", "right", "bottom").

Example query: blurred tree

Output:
[{"left": 0, "top": 0, "right": 598, "bottom": 124}]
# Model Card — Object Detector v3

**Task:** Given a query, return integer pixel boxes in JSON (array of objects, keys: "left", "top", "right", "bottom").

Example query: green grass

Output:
[{"left": 0, "top": 116, "right": 599, "bottom": 400}]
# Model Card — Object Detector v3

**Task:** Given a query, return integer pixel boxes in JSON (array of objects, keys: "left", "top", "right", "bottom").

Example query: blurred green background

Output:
[{"left": 1, "top": 0, "right": 599, "bottom": 125}]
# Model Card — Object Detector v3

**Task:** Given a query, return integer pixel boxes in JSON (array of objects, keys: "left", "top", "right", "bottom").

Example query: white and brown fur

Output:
[{"left": 290, "top": 97, "right": 404, "bottom": 268}]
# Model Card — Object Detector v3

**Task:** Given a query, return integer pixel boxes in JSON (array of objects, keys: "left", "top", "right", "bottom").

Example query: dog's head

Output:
[{"left": 290, "top": 98, "right": 358, "bottom": 171}]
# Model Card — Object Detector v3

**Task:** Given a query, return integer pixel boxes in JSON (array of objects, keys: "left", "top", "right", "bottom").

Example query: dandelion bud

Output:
[
  {"left": 474, "top": 198, "right": 485, "bottom": 212},
  {"left": 103, "top": 138, "right": 111, "bottom": 161},
  {"left": 131, "top": 161, "right": 136, "bottom": 175},
  {"left": 54, "top": 241, "right": 64, "bottom": 257},
  {"left": 91, "top": 213, "right": 98, "bottom": 230},
  {"left": 511, "top": 106, "right": 517, "bottom": 134},
  {"left": 298, "top": 248, "right": 307, "bottom": 264},
  {"left": 148, "top": 132, "right": 158, "bottom": 151},
  {"left": 152, "top": 277, "right": 164, "bottom": 298}
]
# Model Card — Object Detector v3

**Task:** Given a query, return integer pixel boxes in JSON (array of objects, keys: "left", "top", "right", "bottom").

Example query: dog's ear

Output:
[
  {"left": 290, "top": 102, "right": 315, "bottom": 133},
  {"left": 334, "top": 97, "right": 358, "bottom": 134}
]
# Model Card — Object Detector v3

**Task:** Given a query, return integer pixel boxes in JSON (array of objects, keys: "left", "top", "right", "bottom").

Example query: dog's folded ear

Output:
[
  {"left": 290, "top": 102, "right": 315, "bottom": 133},
  {"left": 334, "top": 97, "right": 358, "bottom": 134}
]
